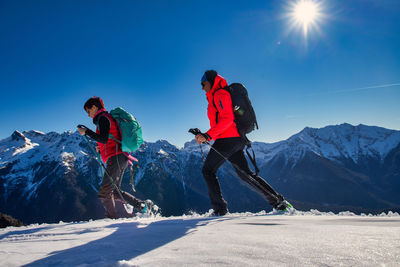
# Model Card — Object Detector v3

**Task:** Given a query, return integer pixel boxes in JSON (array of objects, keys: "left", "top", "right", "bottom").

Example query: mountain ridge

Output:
[{"left": 1, "top": 123, "right": 400, "bottom": 224}]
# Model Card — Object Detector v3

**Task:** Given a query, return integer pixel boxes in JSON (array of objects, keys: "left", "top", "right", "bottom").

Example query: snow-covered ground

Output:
[{"left": 1, "top": 210, "right": 399, "bottom": 267}]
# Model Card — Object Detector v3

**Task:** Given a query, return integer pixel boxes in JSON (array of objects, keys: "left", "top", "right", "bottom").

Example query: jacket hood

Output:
[{"left": 207, "top": 75, "right": 228, "bottom": 96}]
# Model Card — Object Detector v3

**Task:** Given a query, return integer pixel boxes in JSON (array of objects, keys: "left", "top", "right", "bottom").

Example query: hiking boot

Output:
[
  {"left": 211, "top": 208, "right": 228, "bottom": 216},
  {"left": 274, "top": 200, "right": 289, "bottom": 211},
  {"left": 273, "top": 199, "right": 294, "bottom": 212},
  {"left": 272, "top": 194, "right": 287, "bottom": 210},
  {"left": 100, "top": 197, "right": 118, "bottom": 219}
]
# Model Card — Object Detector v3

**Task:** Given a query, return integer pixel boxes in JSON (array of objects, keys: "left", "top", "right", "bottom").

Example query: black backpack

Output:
[
  {"left": 213, "top": 83, "right": 260, "bottom": 174},
  {"left": 228, "top": 83, "right": 259, "bottom": 136},
  {"left": 213, "top": 83, "right": 259, "bottom": 137}
]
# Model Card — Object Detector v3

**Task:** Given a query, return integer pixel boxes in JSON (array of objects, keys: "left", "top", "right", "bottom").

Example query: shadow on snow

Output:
[{"left": 22, "top": 217, "right": 231, "bottom": 266}]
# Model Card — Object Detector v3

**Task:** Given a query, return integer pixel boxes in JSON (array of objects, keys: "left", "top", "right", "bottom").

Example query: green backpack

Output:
[{"left": 109, "top": 107, "right": 143, "bottom": 153}]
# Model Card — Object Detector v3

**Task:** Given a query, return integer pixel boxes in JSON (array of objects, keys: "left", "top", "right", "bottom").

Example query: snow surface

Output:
[{"left": 1, "top": 210, "right": 399, "bottom": 267}]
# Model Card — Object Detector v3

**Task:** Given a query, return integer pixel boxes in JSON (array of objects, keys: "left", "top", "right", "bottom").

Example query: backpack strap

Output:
[
  {"left": 244, "top": 136, "right": 260, "bottom": 175},
  {"left": 97, "top": 112, "right": 125, "bottom": 159},
  {"left": 212, "top": 87, "right": 229, "bottom": 124},
  {"left": 211, "top": 88, "right": 220, "bottom": 123},
  {"left": 126, "top": 156, "right": 139, "bottom": 193},
  {"left": 213, "top": 87, "right": 260, "bottom": 175},
  {"left": 107, "top": 113, "right": 122, "bottom": 144},
  {"left": 129, "top": 164, "right": 137, "bottom": 192},
  {"left": 96, "top": 112, "right": 121, "bottom": 143}
]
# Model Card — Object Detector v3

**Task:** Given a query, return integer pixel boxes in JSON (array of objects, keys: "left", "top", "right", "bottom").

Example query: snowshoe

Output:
[
  {"left": 138, "top": 200, "right": 160, "bottom": 217},
  {"left": 271, "top": 201, "right": 295, "bottom": 215}
]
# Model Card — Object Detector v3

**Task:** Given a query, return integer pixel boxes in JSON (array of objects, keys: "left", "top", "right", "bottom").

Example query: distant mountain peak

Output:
[
  {"left": 23, "top": 130, "right": 45, "bottom": 138},
  {"left": 253, "top": 123, "right": 400, "bottom": 166},
  {"left": 11, "top": 130, "right": 27, "bottom": 142}
]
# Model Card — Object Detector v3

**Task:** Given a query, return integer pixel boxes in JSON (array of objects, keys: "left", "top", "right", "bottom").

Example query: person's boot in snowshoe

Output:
[
  {"left": 273, "top": 194, "right": 294, "bottom": 212},
  {"left": 100, "top": 197, "right": 118, "bottom": 219},
  {"left": 274, "top": 200, "right": 289, "bottom": 211},
  {"left": 140, "top": 201, "right": 149, "bottom": 214},
  {"left": 211, "top": 208, "right": 228, "bottom": 216},
  {"left": 140, "top": 199, "right": 158, "bottom": 215}
]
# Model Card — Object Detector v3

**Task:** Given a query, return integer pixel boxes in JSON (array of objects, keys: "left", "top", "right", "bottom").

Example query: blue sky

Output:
[{"left": 1, "top": 0, "right": 399, "bottom": 147}]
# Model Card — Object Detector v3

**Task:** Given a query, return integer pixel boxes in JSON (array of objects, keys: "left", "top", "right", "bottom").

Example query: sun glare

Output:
[
  {"left": 288, "top": 0, "right": 322, "bottom": 37},
  {"left": 295, "top": 2, "right": 317, "bottom": 24}
]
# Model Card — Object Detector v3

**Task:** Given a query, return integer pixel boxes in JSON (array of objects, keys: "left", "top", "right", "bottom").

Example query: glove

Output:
[
  {"left": 200, "top": 132, "right": 211, "bottom": 141},
  {"left": 77, "top": 125, "right": 88, "bottom": 136},
  {"left": 189, "top": 128, "right": 211, "bottom": 143}
]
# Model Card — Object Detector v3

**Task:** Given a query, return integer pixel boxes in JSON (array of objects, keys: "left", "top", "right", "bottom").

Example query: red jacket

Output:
[
  {"left": 95, "top": 112, "right": 123, "bottom": 163},
  {"left": 206, "top": 75, "right": 240, "bottom": 140}
]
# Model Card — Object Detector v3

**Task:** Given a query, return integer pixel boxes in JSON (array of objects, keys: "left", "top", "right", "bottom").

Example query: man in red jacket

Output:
[
  {"left": 78, "top": 97, "right": 145, "bottom": 219},
  {"left": 195, "top": 70, "right": 290, "bottom": 215}
]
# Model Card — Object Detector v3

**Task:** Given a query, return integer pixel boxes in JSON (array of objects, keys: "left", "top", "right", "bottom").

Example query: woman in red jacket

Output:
[
  {"left": 78, "top": 97, "right": 145, "bottom": 219},
  {"left": 195, "top": 70, "right": 289, "bottom": 215}
]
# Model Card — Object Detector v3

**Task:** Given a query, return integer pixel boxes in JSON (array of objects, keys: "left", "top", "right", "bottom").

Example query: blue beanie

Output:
[{"left": 201, "top": 73, "right": 208, "bottom": 83}]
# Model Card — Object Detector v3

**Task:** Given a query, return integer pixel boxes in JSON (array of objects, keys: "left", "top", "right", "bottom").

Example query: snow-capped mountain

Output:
[
  {"left": 251, "top": 123, "right": 400, "bottom": 167},
  {"left": 0, "top": 130, "right": 95, "bottom": 199},
  {"left": 0, "top": 130, "right": 211, "bottom": 224},
  {"left": 250, "top": 124, "right": 400, "bottom": 213},
  {"left": 1, "top": 124, "right": 400, "bottom": 224},
  {"left": 0, "top": 130, "right": 102, "bottom": 224}
]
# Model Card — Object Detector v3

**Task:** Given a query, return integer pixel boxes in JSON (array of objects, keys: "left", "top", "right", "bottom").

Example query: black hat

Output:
[{"left": 202, "top": 70, "right": 218, "bottom": 88}]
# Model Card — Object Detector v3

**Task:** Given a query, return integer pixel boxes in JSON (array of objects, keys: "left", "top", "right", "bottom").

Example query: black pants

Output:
[
  {"left": 98, "top": 153, "right": 143, "bottom": 218},
  {"left": 202, "top": 137, "right": 282, "bottom": 212}
]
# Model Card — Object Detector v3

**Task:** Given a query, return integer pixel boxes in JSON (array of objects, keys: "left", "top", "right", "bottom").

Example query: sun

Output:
[
  {"left": 288, "top": 0, "right": 322, "bottom": 37},
  {"left": 295, "top": 1, "right": 317, "bottom": 25}
]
